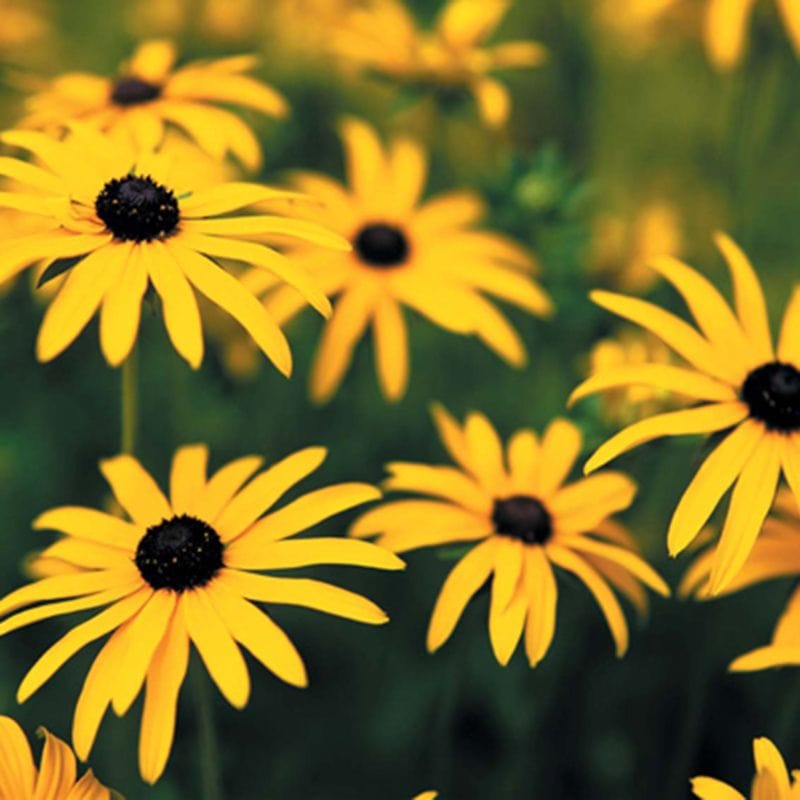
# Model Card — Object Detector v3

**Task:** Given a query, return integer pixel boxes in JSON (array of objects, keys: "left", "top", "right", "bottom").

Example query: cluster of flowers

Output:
[{"left": 0, "top": 1, "right": 799, "bottom": 797}]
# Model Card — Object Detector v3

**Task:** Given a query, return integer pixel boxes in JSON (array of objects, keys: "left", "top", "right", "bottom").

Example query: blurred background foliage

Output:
[{"left": 1, "top": 0, "right": 800, "bottom": 797}]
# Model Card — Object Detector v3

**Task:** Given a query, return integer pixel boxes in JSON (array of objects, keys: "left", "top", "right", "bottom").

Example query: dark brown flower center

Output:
[
  {"left": 95, "top": 174, "right": 180, "bottom": 242},
  {"left": 742, "top": 361, "right": 800, "bottom": 431},
  {"left": 492, "top": 496, "right": 552, "bottom": 544},
  {"left": 135, "top": 514, "right": 223, "bottom": 591},
  {"left": 353, "top": 223, "right": 409, "bottom": 268},
  {"left": 111, "top": 76, "right": 162, "bottom": 106}
]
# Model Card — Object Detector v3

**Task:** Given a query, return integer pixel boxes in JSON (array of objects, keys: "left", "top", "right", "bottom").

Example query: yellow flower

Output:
[
  {"left": 19, "top": 39, "right": 287, "bottom": 169},
  {"left": 571, "top": 232, "right": 800, "bottom": 595},
  {"left": 246, "top": 118, "right": 551, "bottom": 402},
  {"left": 412, "top": 793, "right": 438, "bottom": 800},
  {"left": 0, "top": 445, "right": 404, "bottom": 784},
  {"left": 0, "top": 127, "right": 347, "bottom": 370},
  {"left": 591, "top": 201, "right": 683, "bottom": 293},
  {"left": 681, "top": 487, "right": 800, "bottom": 672},
  {"left": 705, "top": 0, "right": 800, "bottom": 71},
  {"left": 586, "top": 333, "right": 675, "bottom": 426},
  {"left": 351, "top": 408, "right": 668, "bottom": 666},
  {"left": 332, "top": 0, "right": 546, "bottom": 127},
  {"left": 0, "top": 716, "right": 113, "bottom": 799},
  {"left": 692, "top": 737, "right": 800, "bottom": 799},
  {"left": 0, "top": 0, "right": 49, "bottom": 52}
]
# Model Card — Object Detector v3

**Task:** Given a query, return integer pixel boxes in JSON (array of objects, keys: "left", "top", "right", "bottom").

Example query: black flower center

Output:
[
  {"left": 353, "top": 223, "right": 409, "bottom": 267},
  {"left": 135, "top": 514, "right": 224, "bottom": 591},
  {"left": 111, "top": 76, "right": 162, "bottom": 106},
  {"left": 742, "top": 361, "right": 800, "bottom": 432},
  {"left": 95, "top": 174, "right": 180, "bottom": 242},
  {"left": 492, "top": 495, "right": 552, "bottom": 545}
]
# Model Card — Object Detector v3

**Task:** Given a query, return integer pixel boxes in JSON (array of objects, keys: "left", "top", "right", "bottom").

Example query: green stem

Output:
[
  {"left": 192, "top": 662, "right": 224, "bottom": 800},
  {"left": 120, "top": 348, "right": 138, "bottom": 455}
]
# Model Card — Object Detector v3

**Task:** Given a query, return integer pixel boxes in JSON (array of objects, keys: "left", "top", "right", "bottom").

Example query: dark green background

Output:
[{"left": 1, "top": 1, "right": 800, "bottom": 797}]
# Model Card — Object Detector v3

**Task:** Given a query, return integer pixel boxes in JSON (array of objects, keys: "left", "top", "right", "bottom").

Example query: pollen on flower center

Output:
[
  {"left": 492, "top": 495, "right": 553, "bottom": 545},
  {"left": 111, "top": 76, "right": 162, "bottom": 106},
  {"left": 742, "top": 361, "right": 800, "bottom": 431},
  {"left": 135, "top": 514, "right": 224, "bottom": 591},
  {"left": 95, "top": 174, "right": 180, "bottom": 242},
  {"left": 353, "top": 223, "right": 410, "bottom": 267}
]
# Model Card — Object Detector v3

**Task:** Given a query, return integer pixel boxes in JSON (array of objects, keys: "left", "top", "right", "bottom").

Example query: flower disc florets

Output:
[
  {"left": 354, "top": 223, "right": 409, "bottom": 267},
  {"left": 95, "top": 174, "right": 180, "bottom": 242},
  {"left": 492, "top": 495, "right": 553, "bottom": 545},
  {"left": 742, "top": 361, "right": 800, "bottom": 431},
  {"left": 111, "top": 76, "right": 162, "bottom": 106},
  {"left": 135, "top": 514, "right": 224, "bottom": 591}
]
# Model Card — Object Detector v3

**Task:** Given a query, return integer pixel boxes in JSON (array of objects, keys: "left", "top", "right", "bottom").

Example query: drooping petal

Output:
[
  {"left": 373, "top": 294, "right": 409, "bottom": 401},
  {"left": 522, "top": 546, "right": 558, "bottom": 667}
]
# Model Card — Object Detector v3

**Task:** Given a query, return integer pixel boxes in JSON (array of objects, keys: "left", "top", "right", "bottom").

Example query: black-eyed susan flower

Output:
[
  {"left": 0, "top": 444, "right": 404, "bottom": 783},
  {"left": 704, "top": 0, "right": 800, "bottom": 71},
  {"left": 692, "top": 737, "right": 800, "bottom": 799},
  {"left": 19, "top": 39, "right": 287, "bottom": 169},
  {"left": 351, "top": 407, "right": 668, "bottom": 666},
  {"left": 332, "top": 0, "right": 546, "bottom": 127},
  {"left": 0, "top": 715, "right": 113, "bottom": 799},
  {"left": 682, "top": 488, "right": 800, "bottom": 672},
  {"left": 0, "top": 126, "right": 347, "bottom": 371},
  {"left": 571, "top": 233, "right": 800, "bottom": 595},
  {"left": 245, "top": 118, "right": 551, "bottom": 402}
]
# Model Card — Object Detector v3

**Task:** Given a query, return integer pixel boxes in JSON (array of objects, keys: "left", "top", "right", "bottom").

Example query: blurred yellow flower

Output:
[
  {"left": 571, "top": 232, "right": 800, "bottom": 595},
  {"left": 0, "top": 445, "right": 404, "bottom": 784},
  {"left": 19, "top": 39, "right": 287, "bottom": 169},
  {"left": 692, "top": 737, "right": 800, "bottom": 799},
  {"left": 591, "top": 201, "right": 683, "bottom": 293},
  {"left": 0, "top": 0, "right": 49, "bottom": 52},
  {"left": 586, "top": 333, "right": 675, "bottom": 426},
  {"left": 0, "top": 127, "right": 346, "bottom": 370},
  {"left": 705, "top": 0, "right": 800, "bottom": 71},
  {"left": 245, "top": 118, "right": 551, "bottom": 402},
  {"left": 412, "top": 793, "right": 438, "bottom": 800},
  {"left": 0, "top": 715, "right": 113, "bottom": 799},
  {"left": 352, "top": 408, "right": 668, "bottom": 666},
  {"left": 332, "top": 0, "right": 546, "bottom": 127},
  {"left": 682, "top": 487, "right": 800, "bottom": 672}
]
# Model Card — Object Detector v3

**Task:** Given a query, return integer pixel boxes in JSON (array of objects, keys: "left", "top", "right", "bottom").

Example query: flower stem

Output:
[
  {"left": 120, "top": 348, "right": 138, "bottom": 455},
  {"left": 192, "top": 662, "right": 224, "bottom": 800}
]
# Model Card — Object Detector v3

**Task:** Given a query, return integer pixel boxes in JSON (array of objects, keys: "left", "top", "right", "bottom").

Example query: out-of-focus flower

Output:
[
  {"left": 19, "top": 40, "right": 287, "bottom": 169},
  {"left": 586, "top": 333, "right": 675, "bottom": 426},
  {"left": 267, "top": 0, "right": 361, "bottom": 58},
  {"left": 412, "top": 793, "right": 438, "bottom": 800},
  {"left": 591, "top": 201, "right": 683, "bottom": 293},
  {"left": 332, "top": 0, "right": 546, "bottom": 127},
  {"left": 594, "top": 0, "right": 695, "bottom": 53},
  {"left": 243, "top": 118, "right": 551, "bottom": 402},
  {"left": 0, "top": 715, "right": 113, "bottom": 799},
  {"left": 0, "top": 445, "right": 404, "bottom": 783},
  {"left": 571, "top": 232, "right": 800, "bottom": 595},
  {"left": 0, "top": 0, "right": 49, "bottom": 53},
  {"left": 0, "top": 127, "right": 347, "bottom": 370},
  {"left": 352, "top": 408, "right": 668, "bottom": 667},
  {"left": 682, "top": 487, "right": 800, "bottom": 672},
  {"left": 705, "top": 0, "right": 800, "bottom": 71},
  {"left": 692, "top": 737, "right": 800, "bottom": 799}
]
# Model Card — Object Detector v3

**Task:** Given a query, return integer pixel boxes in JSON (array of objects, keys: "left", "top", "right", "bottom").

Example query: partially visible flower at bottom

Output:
[
  {"left": 0, "top": 445, "right": 404, "bottom": 784},
  {"left": 0, "top": 715, "right": 114, "bottom": 799},
  {"left": 351, "top": 407, "right": 669, "bottom": 667},
  {"left": 681, "top": 488, "right": 800, "bottom": 672},
  {"left": 692, "top": 737, "right": 800, "bottom": 799},
  {"left": 412, "top": 793, "right": 438, "bottom": 800}
]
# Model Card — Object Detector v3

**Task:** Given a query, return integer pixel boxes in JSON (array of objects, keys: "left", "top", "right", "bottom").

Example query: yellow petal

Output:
[
  {"left": 33, "top": 728, "right": 77, "bottom": 800},
  {"left": 383, "top": 462, "right": 491, "bottom": 514},
  {"left": 33, "top": 506, "right": 139, "bottom": 551},
  {"left": 583, "top": 403, "right": 749, "bottom": 474},
  {"left": 753, "top": 738, "right": 791, "bottom": 795},
  {"left": 690, "top": 776, "right": 746, "bottom": 800},
  {"left": 128, "top": 39, "right": 177, "bottom": 82},
  {"left": 704, "top": 0, "right": 756, "bottom": 71},
  {"left": 472, "top": 77, "right": 510, "bottom": 128},
  {"left": 99, "top": 454, "right": 171, "bottom": 528},
  {"left": 196, "top": 455, "right": 264, "bottom": 523},
  {"left": 338, "top": 117, "right": 387, "bottom": 204},
  {"left": 522, "top": 546, "right": 558, "bottom": 667},
  {"left": 0, "top": 716, "right": 36, "bottom": 800},
  {"left": 537, "top": 418, "right": 582, "bottom": 497},
  {"left": 777, "top": 287, "right": 800, "bottom": 366},
  {"left": 464, "top": 412, "right": 507, "bottom": 495},
  {"left": 373, "top": 294, "right": 408, "bottom": 402},
  {"left": 709, "top": 434, "right": 781, "bottom": 595},
  {"left": 488, "top": 580, "right": 527, "bottom": 666},
  {"left": 507, "top": 430, "right": 540, "bottom": 495},
  {"left": 169, "top": 444, "right": 208, "bottom": 516}
]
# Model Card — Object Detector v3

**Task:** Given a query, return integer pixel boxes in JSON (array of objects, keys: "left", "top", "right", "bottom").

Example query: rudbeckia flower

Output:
[
  {"left": 681, "top": 488, "right": 800, "bottom": 672},
  {"left": 705, "top": 0, "right": 800, "bottom": 71},
  {"left": 0, "top": 445, "right": 404, "bottom": 783},
  {"left": 571, "top": 232, "right": 800, "bottom": 595},
  {"left": 692, "top": 737, "right": 800, "bottom": 799},
  {"left": 0, "top": 716, "right": 113, "bottom": 799},
  {"left": 245, "top": 118, "right": 551, "bottom": 402},
  {"left": 0, "top": 127, "right": 347, "bottom": 371},
  {"left": 332, "top": 0, "right": 546, "bottom": 127},
  {"left": 19, "top": 39, "right": 287, "bottom": 169},
  {"left": 351, "top": 407, "right": 668, "bottom": 666}
]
